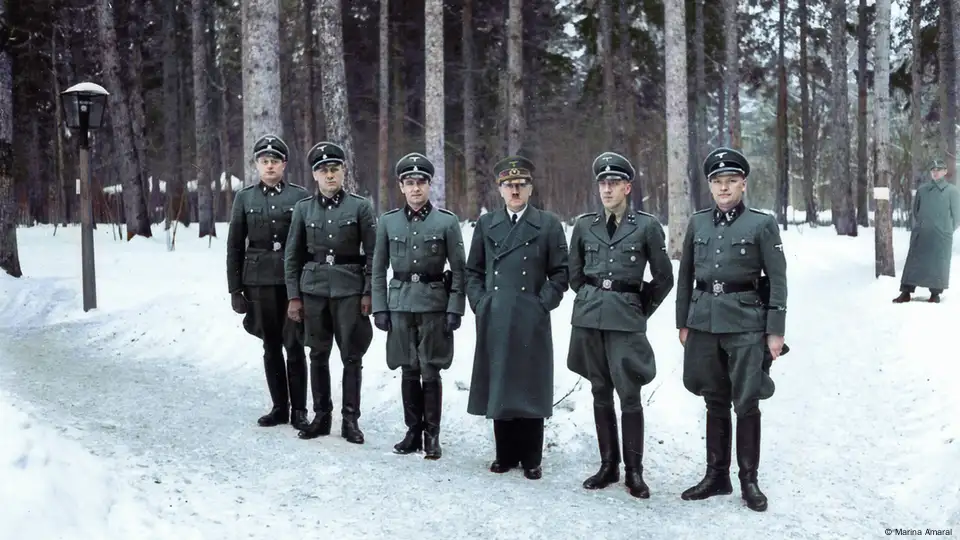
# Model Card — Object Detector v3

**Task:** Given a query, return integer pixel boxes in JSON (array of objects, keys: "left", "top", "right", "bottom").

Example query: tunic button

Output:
[
  {"left": 495, "top": 271, "right": 498, "bottom": 275},
  {"left": 414, "top": 246, "right": 418, "bottom": 249},
  {"left": 413, "top": 260, "right": 418, "bottom": 263},
  {"left": 494, "top": 286, "right": 499, "bottom": 291},
  {"left": 716, "top": 249, "right": 721, "bottom": 253},
  {"left": 271, "top": 205, "right": 276, "bottom": 209},
  {"left": 609, "top": 258, "right": 614, "bottom": 262},
  {"left": 608, "top": 272, "right": 613, "bottom": 276},
  {"left": 328, "top": 220, "right": 332, "bottom": 223},
  {"left": 271, "top": 220, "right": 276, "bottom": 223},
  {"left": 522, "top": 271, "right": 526, "bottom": 275},
  {"left": 521, "top": 287, "right": 526, "bottom": 291},
  {"left": 523, "top": 256, "right": 527, "bottom": 260},
  {"left": 715, "top": 264, "right": 720, "bottom": 268},
  {"left": 718, "top": 235, "right": 723, "bottom": 239},
  {"left": 328, "top": 234, "right": 333, "bottom": 238},
  {"left": 413, "top": 232, "right": 418, "bottom": 235}
]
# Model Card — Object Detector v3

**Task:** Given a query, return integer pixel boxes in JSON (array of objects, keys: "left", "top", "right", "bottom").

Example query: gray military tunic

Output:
[
  {"left": 901, "top": 179, "right": 960, "bottom": 291},
  {"left": 371, "top": 203, "right": 466, "bottom": 374},
  {"left": 566, "top": 209, "right": 675, "bottom": 412},
  {"left": 465, "top": 206, "right": 570, "bottom": 420},
  {"left": 284, "top": 189, "right": 376, "bottom": 356},
  {"left": 675, "top": 203, "right": 787, "bottom": 416}
]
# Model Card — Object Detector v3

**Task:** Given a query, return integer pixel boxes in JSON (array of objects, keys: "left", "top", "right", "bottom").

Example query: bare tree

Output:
[
  {"left": 799, "top": 0, "right": 817, "bottom": 223},
  {"left": 940, "top": 0, "right": 957, "bottom": 182},
  {"left": 0, "top": 0, "right": 22, "bottom": 277},
  {"left": 874, "top": 0, "right": 895, "bottom": 276},
  {"left": 856, "top": 0, "right": 870, "bottom": 226},
  {"left": 830, "top": 0, "right": 856, "bottom": 235},
  {"left": 723, "top": 0, "right": 741, "bottom": 148},
  {"left": 665, "top": 0, "right": 692, "bottom": 258},
  {"left": 908, "top": 0, "right": 923, "bottom": 222},
  {"left": 315, "top": 0, "right": 358, "bottom": 192},
  {"left": 425, "top": 0, "right": 445, "bottom": 207},
  {"left": 507, "top": 0, "right": 524, "bottom": 154},
  {"left": 193, "top": 0, "right": 215, "bottom": 237},
  {"left": 377, "top": 0, "right": 390, "bottom": 213},
  {"left": 241, "top": 0, "right": 282, "bottom": 187},
  {"left": 462, "top": 0, "right": 478, "bottom": 219},
  {"left": 597, "top": 0, "right": 617, "bottom": 147}
]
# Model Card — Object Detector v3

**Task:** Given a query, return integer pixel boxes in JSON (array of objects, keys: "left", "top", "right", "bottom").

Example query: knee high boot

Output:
[
  {"left": 298, "top": 351, "right": 333, "bottom": 440},
  {"left": 340, "top": 363, "right": 364, "bottom": 444},
  {"left": 621, "top": 411, "right": 649, "bottom": 498},
  {"left": 737, "top": 412, "right": 767, "bottom": 512},
  {"left": 582, "top": 406, "right": 620, "bottom": 489},
  {"left": 286, "top": 346, "right": 309, "bottom": 430},
  {"left": 393, "top": 379, "right": 424, "bottom": 454},
  {"left": 681, "top": 412, "right": 733, "bottom": 500},
  {"left": 422, "top": 380, "right": 442, "bottom": 459}
]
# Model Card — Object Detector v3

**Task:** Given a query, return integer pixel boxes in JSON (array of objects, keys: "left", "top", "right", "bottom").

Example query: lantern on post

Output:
[{"left": 60, "top": 82, "right": 110, "bottom": 312}]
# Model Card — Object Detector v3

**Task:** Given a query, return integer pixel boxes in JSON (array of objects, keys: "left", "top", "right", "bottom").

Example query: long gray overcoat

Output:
[{"left": 902, "top": 179, "right": 960, "bottom": 290}]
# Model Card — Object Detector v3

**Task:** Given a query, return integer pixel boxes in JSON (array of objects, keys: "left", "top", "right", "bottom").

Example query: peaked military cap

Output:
[
  {"left": 253, "top": 134, "right": 289, "bottom": 162},
  {"left": 308, "top": 141, "right": 346, "bottom": 170},
  {"left": 493, "top": 155, "right": 535, "bottom": 183},
  {"left": 702, "top": 147, "right": 750, "bottom": 180},
  {"left": 395, "top": 152, "right": 435, "bottom": 181},
  {"left": 930, "top": 159, "right": 947, "bottom": 170},
  {"left": 592, "top": 151, "right": 635, "bottom": 182}
]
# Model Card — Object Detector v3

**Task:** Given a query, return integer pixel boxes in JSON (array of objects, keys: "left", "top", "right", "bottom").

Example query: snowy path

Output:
[{"left": 1, "top": 226, "right": 956, "bottom": 539}]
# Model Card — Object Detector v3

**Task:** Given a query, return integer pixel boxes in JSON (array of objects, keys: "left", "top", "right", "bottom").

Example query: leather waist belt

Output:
[
  {"left": 393, "top": 272, "right": 444, "bottom": 284},
  {"left": 586, "top": 276, "right": 644, "bottom": 294},
  {"left": 311, "top": 253, "right": 365, "bottom": 265},
  {"left": 695, "top": 280, "right": 755, "bottom": 294},
  {"left": 249, "top": 241, "right": 285, "bottom": 252}
]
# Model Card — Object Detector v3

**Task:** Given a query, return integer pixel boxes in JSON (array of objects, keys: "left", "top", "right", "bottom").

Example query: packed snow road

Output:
[{"left": 0, "top": 314, "right": 947, "bottom": 540}]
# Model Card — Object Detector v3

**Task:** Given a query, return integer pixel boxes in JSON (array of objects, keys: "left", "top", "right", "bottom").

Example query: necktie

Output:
[
  {"left": 606, "top": 214, "right": 617, "bottom": 238},
  {"left": 511, "top": 213, "right": 518, "bottom": 225}
]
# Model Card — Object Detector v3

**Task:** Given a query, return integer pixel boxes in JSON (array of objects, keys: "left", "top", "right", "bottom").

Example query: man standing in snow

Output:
[
  {"left": 465, "top": 155, "right": 569, "bottom": 480},
  {"left": 676, "top": 147, "right": 787, "bottom": 512},
  {"left": 893, "top": 159, "right": 960, "bottom": 304},
  {"left": 283, "top": 142, "right": 375, "bottom": 444},
  {"left": 566, "top": 152, "right": 674, "bottom": 498},
  {"left": 371, "top": 152, "right": 466, "bottom": 460},
  {"left": 226, "top": 134, "right": 310, "bottom": 430}
]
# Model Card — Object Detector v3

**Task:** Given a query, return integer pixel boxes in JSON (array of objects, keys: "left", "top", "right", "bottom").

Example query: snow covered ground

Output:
[{"left": 0, "top": 218, "right": 958, "bottom": 539}]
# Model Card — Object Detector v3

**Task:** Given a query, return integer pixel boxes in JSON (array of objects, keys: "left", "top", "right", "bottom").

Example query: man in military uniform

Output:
[
  {"left": 676, "top": 147, "right": 787, "bottom": 512},
  {"left": 371, "top": 152, "right": 466, "bottom": 460},
  {"left": 465, "top": 155, "right": 569, "bottom": 480},
  {"left": 893, "top": 159, "right": 960, "bottom": 304},
  {"left": 567, "top": 152, "right": 674, "bottom": 498},
  {"left": 284, "top": 142, "right": 375, "bottom": 444},
  {"left": 226, "top": 134, "right": 310, "bottom": 429}
]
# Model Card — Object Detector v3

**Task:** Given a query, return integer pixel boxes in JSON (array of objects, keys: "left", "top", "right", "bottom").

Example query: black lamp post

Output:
[{"left": 60, "top": 82, "right": 109, "bottom": 312}]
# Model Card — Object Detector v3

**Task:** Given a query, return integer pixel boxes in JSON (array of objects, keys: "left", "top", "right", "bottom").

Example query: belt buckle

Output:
[
  {"left": 325, "top": 254, "right": 335, "bottom": 265},
  {"left": 272, "top": 241, "right": 282, "bottom": 252},
  {"left": 712, "top": 281, "right": 724, "bottom": 295},
  {"left": 601, "top": 279, "right": 612, "bottom": 290},
  {"left": 411, "top": 273, "right": 421, "bottom": 283}
]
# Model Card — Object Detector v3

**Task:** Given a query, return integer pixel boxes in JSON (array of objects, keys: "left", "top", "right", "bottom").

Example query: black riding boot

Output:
[
  {"left": 340, "top": 364, "right": 364, "bottom": 444},
  {"left": 681, "top": 413, "right": 733, "bottom": 500},
  {"left": 258, "top": 347, "right": 289, "bottom": 427},
  {"left": 287, "top": 347, "right": 309, "bottom": 430},
  {"left": 621, "top": 411, "right": 649, "bottom": 498},
  {"left": 422, "top": 380, "right": 443, "bottom": 459},
  {"left": 582, "top": 406, "right": 620, "bottom": 490},
  {"left": 298, "top": 352, "right": 333, "bottom": 439},
  {"left": 737, "top": 412, "right": 768, "bottom": 512},
  {"left": 393, "top": 379, "right": 424, "bottom": 454}
]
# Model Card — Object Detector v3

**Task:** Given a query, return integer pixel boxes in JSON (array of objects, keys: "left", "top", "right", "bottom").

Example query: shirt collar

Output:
[
  {"left": 713, "top": 201, "right": 746, "bottom": 226},
  {"left": 405, "top": 200, "right": 433, "bottom": 221},
  {"left": 319, "top": 189, "right": 345, "bottom": 209},
  {"left": 507, "top": 205, "right": 527, "bottom": 220}
]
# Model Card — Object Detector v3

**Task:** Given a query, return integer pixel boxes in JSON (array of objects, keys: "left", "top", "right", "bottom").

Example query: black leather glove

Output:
[
  {"left": 230, "top": 291, "right": 247, "bottom": 314},
  {"left": 444, "top": 313, "right": 461, "bottom": 334},
  {"left": 374, "top": 312, "right": 392, "bottom": 332}
]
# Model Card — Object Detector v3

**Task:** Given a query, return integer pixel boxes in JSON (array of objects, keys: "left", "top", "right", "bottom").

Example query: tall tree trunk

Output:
[
  {"left": 0, "top": 0, "right": 21, "bottom": 277},
  {"left": 665, "top": 0, "right": 692, "bottom": 258},
  {"left": 856, "top": 0, "right": 870, "bottom": 226},
  {"left": 830, "top": 0, "right": 856, "bottom": 235},
  {"left": 940, "top": 0, "right": 957, "bottom": 182},
  {"left": 462, "top": 0, "right": 478, "bottom": 220},
  {"left": 377, "top": 0, "right": 390, "bottom": 214},
  {"left": 193, "top": 0, "right": 215, "bottom": 237},
  {"left": 242, "top": 0, "right": 283, "bottom": 187},
  {"left": 425, "top": 0, "right": 445, "bottom": 208},
  {"left": 96, "top": 0, "right": 152, "bottom": 239},
  {"left": 908, "top": 0, "right": 922, "bottom": 226},
  {"left": 163, "top": 0, "right": 184, "bottom": 227},
  {"left": 50, "top": 24, "right": 65, "bottom": 227},
  {"left": 315, "top": 0, "right": 358, "bottom": 192},
  {"left": 598, "top": 0, "right": 617, "bottom": 147},
  {"left": 693, "top": 0, "right": 709, "bottom": 209},
  {"left": 216, "top": 2, "right": 235, "bottom": 218},
  {"left": 874, "top": 0, "right": 895, "bottom": 276},
  {"left": 799, "top": 0, "right": 817, "bottom": 223},
  {"left": 507, "top": 0, "right": 524, "bottom": 154},
  {"left": 776, "top": 0, "right": 788, "bottom": 227},
  {"left": 723, "top": 0, "right": 741, "bottom": 148}
]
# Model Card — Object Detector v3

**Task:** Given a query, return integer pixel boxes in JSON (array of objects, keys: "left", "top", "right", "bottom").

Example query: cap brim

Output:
[
  {"left": 597, "top": 171, "right": 631, "bottom": 181},
  {"left": 312, "top": 158, "right": 345, "bottom": 170},
  {"left": 707, "top": 167, "right": 746, "bottom": 178},
  {"left": 255, "top": 149, "right": 286, "bottom": 161},
  {"left": 399, "top": 171, "right": 432, "bottom": 181}
]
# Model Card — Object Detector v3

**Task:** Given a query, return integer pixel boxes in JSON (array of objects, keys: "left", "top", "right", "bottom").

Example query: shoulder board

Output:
[
  {"left": 633, "top": 210, "right": 655, "bottom": 219},
  {"left": 348, "top": 192, "right": 367, "bottom": 200},
  {"left": 287, "top": 182, "right": 306, "bottom": 190},
  {"left": 383, "top": 208, "right": 401, "bottom": 216},
  {"left": 295, "top": 195, "right": 314, "bottom": 204},
  {"left": 437, "top": 208, "right": 456, "bottom": 216},
  {"left": 693, "top": 208, "right": 712, "bottom": 215},
  {"left": 748, "top": 208, "right": 772, "bottom": 215},
  {"left": 238, "top": 184, "right": 257, "bottom": 192},
  {"left": 576, "top": 212, "right": 597, "bottom": 221}
]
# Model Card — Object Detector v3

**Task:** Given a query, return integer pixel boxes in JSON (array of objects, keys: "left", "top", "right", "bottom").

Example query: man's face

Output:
[
  {"left": 598, "top": 178, "right": 632, "bottom": 210},
  {"left": 931, "top": 167, "right": 948, "bottom": 181},
  {"left": 399, "top": 176, "right": 430, "bottom": 207},
  {"left": 313, "top": 163, "right": 345, "bottom": 194},
  {"left": 499, "top": 179, "right": 532, "bottom": 211},
  {"left": 256, "top": 155, "right": 285, "bottom": 183},
  {"left": 709, "top": 173, "right": 746, "bottom": 207}
]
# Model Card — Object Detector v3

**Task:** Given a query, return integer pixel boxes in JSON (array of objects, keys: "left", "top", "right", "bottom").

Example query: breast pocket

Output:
[
  {"left": 621, "top": 243, "right": 642, "bottom": 266},
  {"left": 389, "top": 235, "right": 407, "bottom": 258},
  {"left": 306, "top": 221, "right": 324, "bottom": 245},
  {"left": 338, "top": 217, "right": 359, "bottom": 244},
  {"left": 693, "top": 237, "right": 710, "bottom": 262},
  {"left": 245, "top": 207, "right": 263, "bottom": 228},
  {"left": 731, "top": 237, "right": 760, "bottom": 265},
  {"left": 583, "top": 243, "right": 600, "bottom": 266},
  {"left": 424, "top": 231, "right": 446, "bottom": 258}
]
